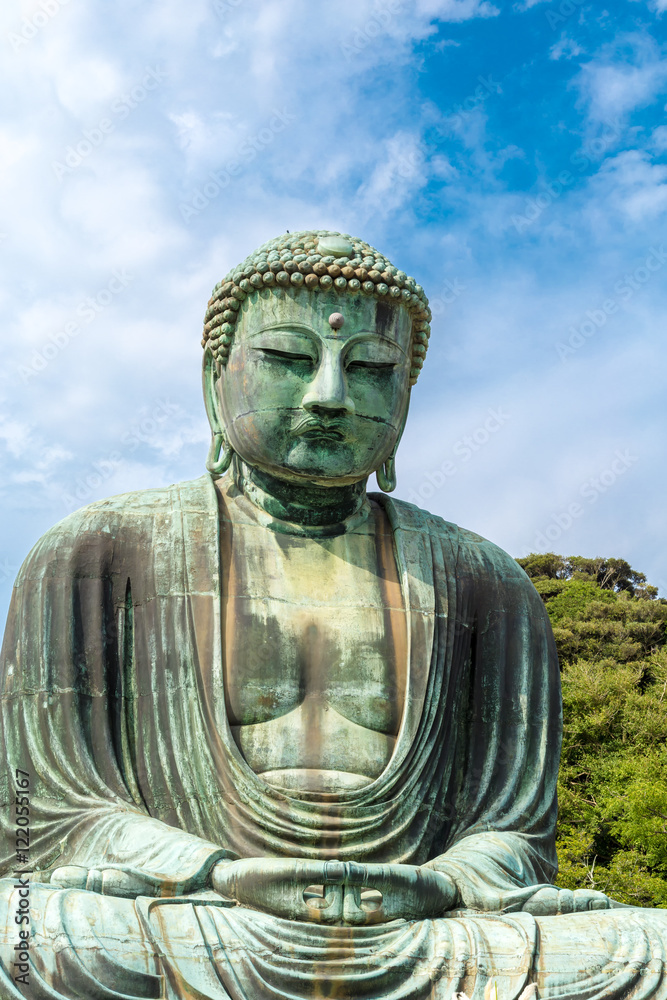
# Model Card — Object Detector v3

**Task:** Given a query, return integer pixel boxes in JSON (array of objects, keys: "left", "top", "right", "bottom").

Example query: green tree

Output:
[{"left": 516, "top": 552, "right": 667, "bottom": 905}]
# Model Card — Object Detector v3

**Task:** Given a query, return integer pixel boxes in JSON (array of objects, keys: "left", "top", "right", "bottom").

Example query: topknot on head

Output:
[{"left": 201, "top": 230, "right": 431, "bottom": 385}]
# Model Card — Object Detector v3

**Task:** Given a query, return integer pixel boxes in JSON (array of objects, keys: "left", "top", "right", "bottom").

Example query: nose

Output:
[{"left": 302, "top": 352, "right": 355, "bottom": 417}]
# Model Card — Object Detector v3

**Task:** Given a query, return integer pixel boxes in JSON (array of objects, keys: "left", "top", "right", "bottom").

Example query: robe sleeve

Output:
[
  {"left": 424, "top": 531, "right": 562, "bottom": 912},
  {"left": 0, "top": 507, "right": 231, "bottom": 892}
]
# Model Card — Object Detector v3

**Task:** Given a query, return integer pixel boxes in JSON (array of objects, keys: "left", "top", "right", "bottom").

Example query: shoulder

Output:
[
  {"left": 15, "top": 476, "right": 215, "bottom": 584},
  {"left": 379, "top": 494, "right": 538, "bottom": 601}
]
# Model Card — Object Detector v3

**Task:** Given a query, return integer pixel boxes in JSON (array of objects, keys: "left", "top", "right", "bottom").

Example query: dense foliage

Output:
[{"left": 516, "top": 553, "right": 667, "bottom": 906}]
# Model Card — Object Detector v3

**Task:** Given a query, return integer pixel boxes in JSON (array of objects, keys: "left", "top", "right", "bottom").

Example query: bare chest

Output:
[{"left": 221, "top": 506, "right": 407, "bottom": 791}]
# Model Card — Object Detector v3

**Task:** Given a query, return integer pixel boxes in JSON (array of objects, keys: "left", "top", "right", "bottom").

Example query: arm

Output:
[
  {"left": 0, "top": 513, "right": 230, "bottom": 894},
  {"left": 423, "top": 537, "right": 562, "bottom": 912}
]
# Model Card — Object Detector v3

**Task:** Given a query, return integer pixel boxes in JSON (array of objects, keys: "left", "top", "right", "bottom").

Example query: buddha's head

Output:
[{"left": 202, "top": 231, "right": 431, "bottom": 492}]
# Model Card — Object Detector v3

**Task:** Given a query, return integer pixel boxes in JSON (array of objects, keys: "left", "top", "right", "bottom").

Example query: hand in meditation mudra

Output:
[{"left": 0, "top": 231, "right": 663, "bottom": 1000}]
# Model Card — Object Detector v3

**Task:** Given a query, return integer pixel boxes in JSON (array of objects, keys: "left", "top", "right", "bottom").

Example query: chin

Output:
[
  {"left": 281, "top": 442, "right": 360, "bottom": 481},
  {"left": 250, "top": 456, "right": 366, "bottom": 488},
  {"left": 280, "top": 465, "right": 368, "bottom": 488}
]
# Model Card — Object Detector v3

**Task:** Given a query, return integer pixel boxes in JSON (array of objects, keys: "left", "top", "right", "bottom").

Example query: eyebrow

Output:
[
  {"left": 246, "top": 322, "right": 404, "bottom": 348},
  {"left": 351, "top": 329, "right": 404, "bottom": 346},
  {"left": 247, "top": 322, "right": 315, "bottom": 336}
]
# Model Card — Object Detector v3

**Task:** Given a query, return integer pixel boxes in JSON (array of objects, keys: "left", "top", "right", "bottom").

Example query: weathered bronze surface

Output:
[{"left": 1, "top": 229, "right": 666, "bottom": 999}]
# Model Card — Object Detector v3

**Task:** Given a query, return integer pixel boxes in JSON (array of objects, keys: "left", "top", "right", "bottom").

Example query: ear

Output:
[
  {"left": 376, "top": 385, "right": 411, "bottom": 493},
  {"left": 202, "top": 347, "right": 224, "bottom": 436},
  {"left": 393, "top": 385, "right": 411, "bottom": 454},
  {"left": 202, "top": 349, "right": 235, "bottom": 476}
]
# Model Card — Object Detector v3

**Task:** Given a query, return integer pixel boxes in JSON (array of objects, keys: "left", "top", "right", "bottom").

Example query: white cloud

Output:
[
  {"left": 0, "top": 0, "right": 666, "bottom": 625},
  {"left": 575, "top": 33, "right": 667, "bottom": 120},
  {"left": 650, "top": 124, "right": 667, "bottom": 150},
  {"left": 589, "top": 150, "right": 667, "bottom": 222},
  {"left": 0, "top": 416, "right": 32, "bottom": 460},
  {"left": 550, "top": 36, "right": 584, "bottom": 61},
  {"left": 53, "top": 57, "right": 124, "bottom": 119},
  {"left": 399, "top": 278, "right": 667, "bottom": 591},
  {"left": 357, "top": 133, "right": 428, "bottom": 215},
  {"left": 0, "top": 129, "right": 38, "bottom": 170},
  {"left": 416, "top": 0, "right": 498, "bottom": 19},
  {"left": 629, "top": 0, "right": 667, "bottom": 13}
]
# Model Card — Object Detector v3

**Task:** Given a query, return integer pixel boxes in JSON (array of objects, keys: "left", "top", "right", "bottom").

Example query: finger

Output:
[
  {"left": 100, "top": 869, "right": 160, "bottom": 898},
  {"left": 556, "top": 889, "right": 574, "bottom": 914},
  {"left": 522, "top": 888, "right": 559, "bottom": 916},
  {"left": 50, "top": 866, "right": 88, "bottom": 890},
  {"left": 522, "top": 902, "right": 550, "bottom": 916},
  {"left": 232, "top": 858, "right": 328, "bottom": 884},
  {"left": 572, "top": 890, "right": 610, "bottom": 912},
  {"left": 210, "top": 865, "right": 237, "bottom": 896}
]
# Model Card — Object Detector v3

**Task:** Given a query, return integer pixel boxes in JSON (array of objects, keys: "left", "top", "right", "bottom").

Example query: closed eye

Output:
[
  {"left": 258, "top": 348, "right": 315, "bottom": 362},
  {"left": 346, "top": 361, "right": 398, "bottom": 371}
]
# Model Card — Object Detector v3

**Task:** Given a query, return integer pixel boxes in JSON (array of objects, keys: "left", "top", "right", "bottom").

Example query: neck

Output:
[{"left": 237, "top": 459, "right": 369, "bottom": 528}]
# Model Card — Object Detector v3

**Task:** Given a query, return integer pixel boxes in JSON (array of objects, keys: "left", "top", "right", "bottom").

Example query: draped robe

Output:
[{"left": 1, "top": 474, "right": 666, "bottom": 1000}]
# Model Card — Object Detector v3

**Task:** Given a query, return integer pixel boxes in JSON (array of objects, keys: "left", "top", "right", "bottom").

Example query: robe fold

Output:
[
  {"left": 0, "top": 474, "right": 560, "bottom": 892},
  {"left": 2, "top": 475, "right": 665, "bottom": 1000}
]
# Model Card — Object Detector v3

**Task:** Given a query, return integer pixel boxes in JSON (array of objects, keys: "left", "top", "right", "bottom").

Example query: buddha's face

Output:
[{"left": 212, "top": 287, "right": 413, "bottom": 486}]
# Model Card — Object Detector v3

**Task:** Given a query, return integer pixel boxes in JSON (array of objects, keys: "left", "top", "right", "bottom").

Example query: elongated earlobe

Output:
[
  {"left": 206, "top": 432, "right": 234, "bottom": 477},
  {"left": 376, "top": 389, "right": 410, "bottom": 493},
  {"left": 203, "top": 348, "right": 234, "bottom": 477},
  {"left": 376, "top": 454, "right": 397, "bottom": 493}
]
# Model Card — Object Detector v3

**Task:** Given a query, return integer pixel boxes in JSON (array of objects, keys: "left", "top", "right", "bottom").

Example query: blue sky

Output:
[{"left": 1, "top": 0, "right": 666, "bottom": 623}]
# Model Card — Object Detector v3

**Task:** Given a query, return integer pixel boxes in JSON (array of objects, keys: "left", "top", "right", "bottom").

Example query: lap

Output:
[
  {"left": 534, "top": 906, "right": 667, "bottom": 996},
  {"left": 0, "top": 879, "right": 161, "bottom": 998},
  {"left": 2, "top": 879, "right": 667, "bottom": 1000}
]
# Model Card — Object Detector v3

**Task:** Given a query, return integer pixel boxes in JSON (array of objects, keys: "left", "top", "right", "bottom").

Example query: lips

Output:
[
  {"left": 299, "top": 426, "right": 346, "bottom": 441},
  {"left": 293, "top": 419, "right": 347, "bottom": 442}
]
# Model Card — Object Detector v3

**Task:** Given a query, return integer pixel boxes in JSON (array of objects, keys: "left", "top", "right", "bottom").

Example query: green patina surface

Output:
[{"left": 0, "top": 230, "right": 666, "bottom": 999}]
